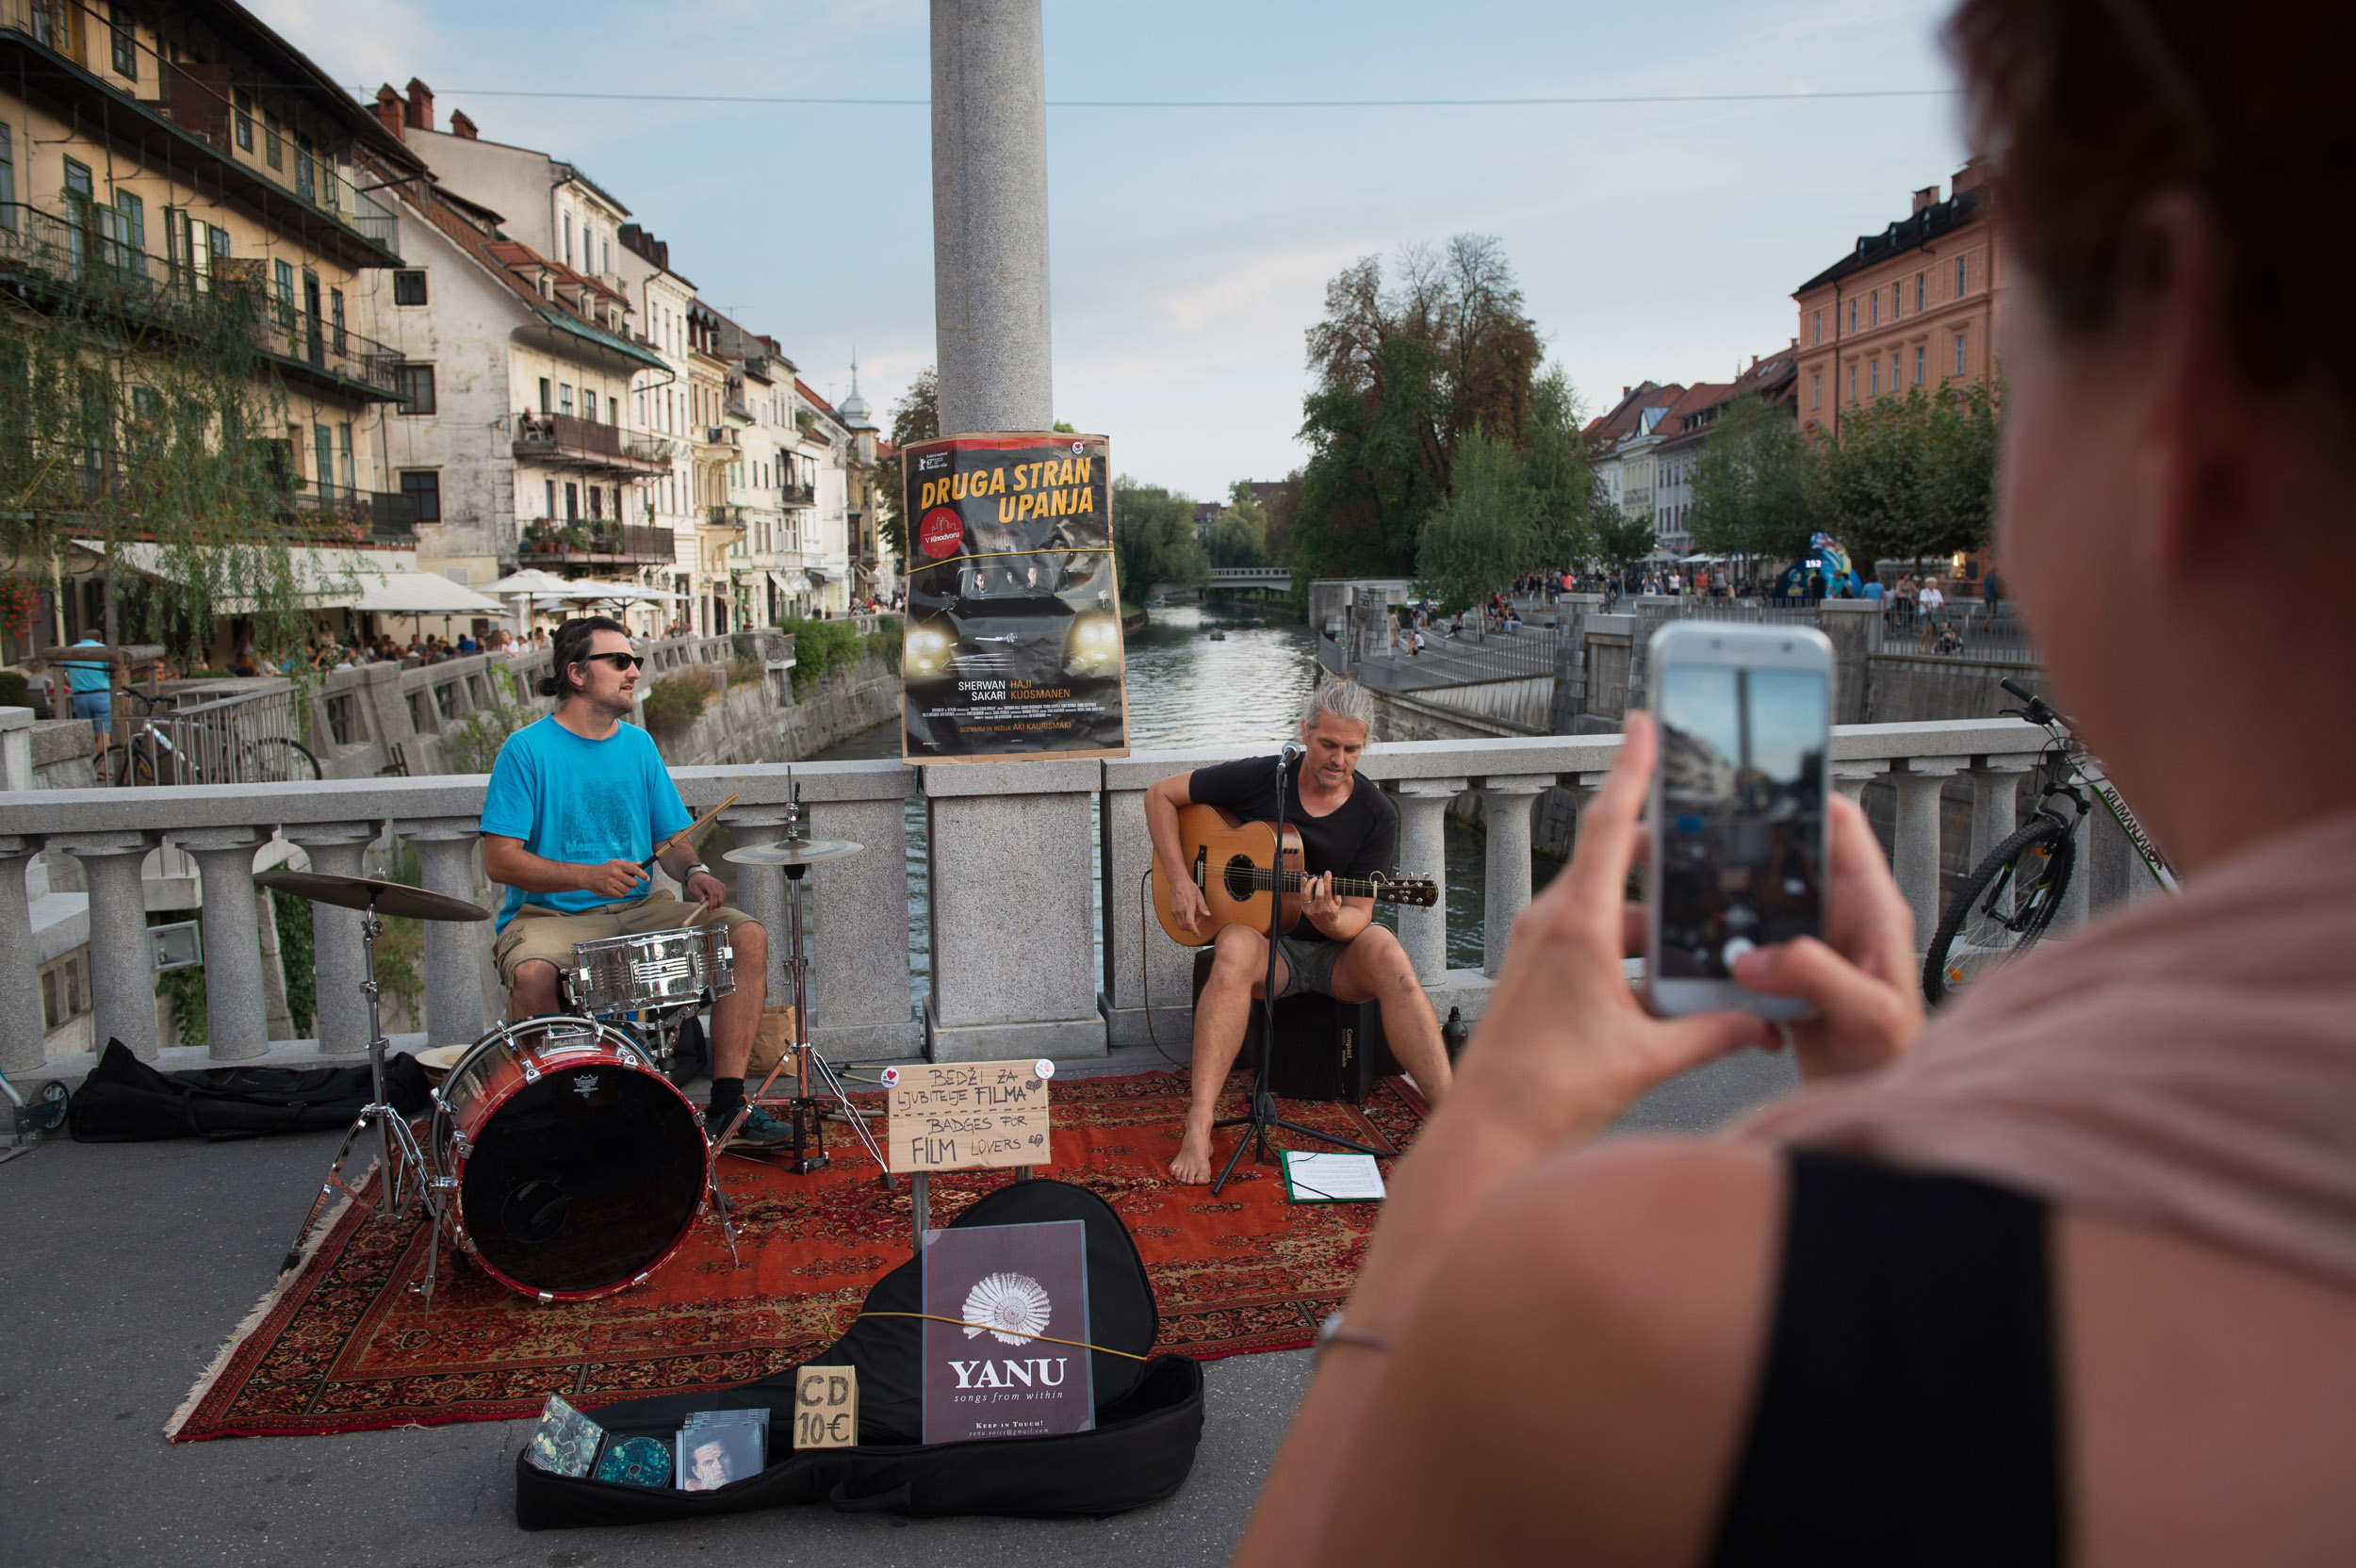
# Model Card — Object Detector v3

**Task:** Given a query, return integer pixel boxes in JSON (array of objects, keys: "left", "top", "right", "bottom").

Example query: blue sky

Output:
[{"left": 260, "top": 0, "right": 1968, "bottom": 498}]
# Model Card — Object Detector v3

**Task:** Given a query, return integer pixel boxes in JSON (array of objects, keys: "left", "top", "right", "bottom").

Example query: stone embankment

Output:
[{"left": 651, "top": 648, "right": 901, "bottom": 768}]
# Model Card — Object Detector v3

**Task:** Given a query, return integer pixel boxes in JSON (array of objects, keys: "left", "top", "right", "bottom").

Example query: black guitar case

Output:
[{"left": 515, "top": 1178, "right": 1204, "bottom": 1530}]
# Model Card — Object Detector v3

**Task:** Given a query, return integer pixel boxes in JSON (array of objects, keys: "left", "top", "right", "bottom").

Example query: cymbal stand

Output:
[{"left": 280, "top": 897, "right": 449, "bottom": 1311}]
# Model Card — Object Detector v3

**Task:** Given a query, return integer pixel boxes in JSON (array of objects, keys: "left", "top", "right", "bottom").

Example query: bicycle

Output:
[
  {"left": 1921, "top": 678, "right": 2177, "bottom": 1004},
  {"left": 101, "top": 689, "right": 321, "bottom": 786}
]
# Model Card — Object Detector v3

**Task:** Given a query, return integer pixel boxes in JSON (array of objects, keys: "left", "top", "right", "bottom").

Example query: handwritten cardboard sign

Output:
[
  {"left": 793, "top": 1365, "right": 859, "bottom": 1449},
  {"left": 884, "top": 1060, "right": 1053, "bottom": 1174}
]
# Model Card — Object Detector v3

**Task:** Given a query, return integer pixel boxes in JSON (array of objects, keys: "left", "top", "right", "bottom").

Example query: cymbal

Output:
[
  {"left": 721, "top": 838, "right": 864, "bottom": 867},
  {"left": 254, "top": 870, "right": 491, "bottom": 923}
]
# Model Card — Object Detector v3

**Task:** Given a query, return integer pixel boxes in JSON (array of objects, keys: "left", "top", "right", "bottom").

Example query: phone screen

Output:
[{"left": 1656, "top": 662, "right": 1829, "bottom": 980}]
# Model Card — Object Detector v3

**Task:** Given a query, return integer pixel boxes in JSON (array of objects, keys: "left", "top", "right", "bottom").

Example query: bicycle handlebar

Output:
[{"left": 1999, "top": 678, "right": 2037, "bottom": 704}]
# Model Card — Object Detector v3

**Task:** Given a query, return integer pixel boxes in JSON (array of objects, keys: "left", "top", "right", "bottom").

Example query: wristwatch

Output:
[{"left": 681, "top": 861, "right": 712, "bottom": 879}]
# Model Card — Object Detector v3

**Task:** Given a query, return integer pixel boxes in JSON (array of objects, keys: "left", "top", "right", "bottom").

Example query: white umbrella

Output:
[{"left": 480, "top": 567, "right": 578, "bottom": 596}]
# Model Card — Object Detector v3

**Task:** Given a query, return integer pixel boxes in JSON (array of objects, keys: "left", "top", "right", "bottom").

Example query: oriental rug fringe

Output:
[{"left": 168, "top": 1069, "right": 1426, "bottom": 1442}]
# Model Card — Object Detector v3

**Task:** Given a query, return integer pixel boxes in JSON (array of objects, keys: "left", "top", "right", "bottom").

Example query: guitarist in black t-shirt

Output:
[{"left": 1144, "top": 682, "right": 1452, "bottom": 1184}]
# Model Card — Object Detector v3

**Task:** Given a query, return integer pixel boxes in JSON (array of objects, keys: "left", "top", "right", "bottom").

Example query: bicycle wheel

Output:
[
  {"left": 240, "top": 737, "right": 322, "bottom": 782},
  {"left": 1922, "top": 813, "right": 2076, "bottom": 1004},
  {"left": 99, "top": 743, "right": 155, "bottom": 787}
]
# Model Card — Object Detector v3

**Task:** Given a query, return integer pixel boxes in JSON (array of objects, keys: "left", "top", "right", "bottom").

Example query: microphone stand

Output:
[{"left": 1211, "top": 747, "right": 1392, "bottom": 1196}]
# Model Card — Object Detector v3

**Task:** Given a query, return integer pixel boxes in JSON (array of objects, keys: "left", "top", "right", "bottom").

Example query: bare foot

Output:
[{"left": 1168, "top": 1123, "right": 1216, "bottom": 1184}]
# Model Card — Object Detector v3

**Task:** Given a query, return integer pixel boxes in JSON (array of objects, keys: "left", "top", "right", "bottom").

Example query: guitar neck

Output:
[{"left": 1240, "top": 868, "right": 1406, "bottom": 903}]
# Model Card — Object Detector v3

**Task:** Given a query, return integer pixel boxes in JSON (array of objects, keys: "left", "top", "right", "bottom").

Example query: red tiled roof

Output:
[{"left": 794, "top": 378, "right": 837, "bottom": 417}]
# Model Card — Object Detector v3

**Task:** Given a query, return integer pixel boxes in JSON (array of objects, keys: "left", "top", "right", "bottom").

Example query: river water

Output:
[{"left": 807, "top": 601, "right": 1536, "bottom": 1015}]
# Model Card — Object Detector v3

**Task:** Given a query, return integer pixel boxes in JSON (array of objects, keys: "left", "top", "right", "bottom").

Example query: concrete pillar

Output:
[
  {"left": 174, "top": 826, "right": 272, "bottom": 1061},
  {"left": 1391, "top": 777, "right": 1464, "bottom": 985},
  {"left": 398, "top": 818, "right": 488, "bottom": 1046},
  {"left": 931, "top": 0, "right": 1052, "bottom": 434},
  {"left": 1547, "top": 595, "right": 1601, "bottom": 733},
  {"left": 282, "top": 822, "right": 380, "bottom": 1054},
  {"left": 1624, "top": 598, "right": 1677, "bottom": 712},
  {"left": 1097, "top": 760, "right": 1202, "bottom": 1050},
  {"left": 717, "top": 806, "right": 794, "bottom": 1001},
  {"left": 0, "top": 837, "right": 43, "bottom": 1074},
  {"left": 1969, "top": 756, "right": 2037, "bottom": 867},
  {"left": 809, "top": 792, "right": 920, "bottom": 1057},
  {"left": 1479, "top": 777, "right": 1549, "bottom": 977},
  {"left": 55, "top": 832, "right": 159, "bottom": 1059},
  {"left": 0, "top": 706, "right": 32, "bottom": 791},
  {"left": 1815, "top": 599, "right": 1878, "bottom": 726},
  {"left": 1831, "top": 760, "right": 1887, "bottom": 807},
  {"left": 924, "top": 759, "right": 1103, "bottom": 1061},
  {"left": 1892, "top": 760, "right": 1965, "bottom": 951}
]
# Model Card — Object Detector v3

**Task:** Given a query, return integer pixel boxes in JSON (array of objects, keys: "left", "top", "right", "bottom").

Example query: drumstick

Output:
[{"left": 643, "top": 792, "right": 739, "bottom": 871}]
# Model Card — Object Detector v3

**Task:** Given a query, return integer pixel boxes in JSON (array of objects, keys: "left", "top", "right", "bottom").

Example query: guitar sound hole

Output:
[{"left": 1222, "top": 857, "right": 1257, "bottom": 902}]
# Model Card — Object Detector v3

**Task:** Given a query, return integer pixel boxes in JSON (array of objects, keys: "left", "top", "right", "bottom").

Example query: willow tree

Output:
[{"left": 0, "top": 259, "right": 328, "bottom": 664}]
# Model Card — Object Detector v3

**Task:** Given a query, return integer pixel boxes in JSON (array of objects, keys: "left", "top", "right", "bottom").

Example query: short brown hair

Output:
[
  {"left": 537, "top": 615, "right": 628, "bottom": 700},
  {"left": 1948, "top": 0, "right": 2356, "bottom": 390}
]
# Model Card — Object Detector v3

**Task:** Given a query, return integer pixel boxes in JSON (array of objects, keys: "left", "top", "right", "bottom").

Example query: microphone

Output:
[{"left": 1277, "top": 741, "right": 1304, "bottom": 780}]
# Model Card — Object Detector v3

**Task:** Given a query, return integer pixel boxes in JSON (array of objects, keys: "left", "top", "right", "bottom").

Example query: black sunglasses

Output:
[{"left": 584, "top": 651, "right": 644, "bottom": 671}]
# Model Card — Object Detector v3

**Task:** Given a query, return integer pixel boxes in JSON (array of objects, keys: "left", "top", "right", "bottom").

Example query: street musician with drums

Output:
[
  {"left": 479, "top": 616, "right": 786, "bottom": 1148},
  {"left": 1144, "top": 680, "right": 1452, "bottom": 1183}
]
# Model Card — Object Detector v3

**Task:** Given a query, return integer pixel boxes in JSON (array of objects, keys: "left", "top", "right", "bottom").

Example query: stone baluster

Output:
[
  {"left": 1969, "top": 756, "right": 2038, "bottom": 867},
  {"left": 1892, "top": 760, "right": 1967, "bottom": 951},
  {"left": 1479, "top": 776, "right": 1550, "bottom": 977},
  {"left": 1389, "top": 777, "right": 1465, "bottom": 986},
  {"left": 55, "top": 831, "right": 160, "bottom": 1059},
  {"left": 0, "top": 836, "right": 43, "bottom": 1074},
  {"left": 282, "top": 822, "right": 381, "bottom": 1054},
  {"left": 1830, "top": 759, "right": 1887, "bottom": 806},
  {"left": 172, "top": 826, "right": 272, "bottom": 1060},
  {"left": 398, "top": 818, "right": 488, "bottom": 1046},
  {"left": 2053, "top": 821, "right": 2093, "bottom": 932},
  {"left": 716, "top": 806, "right": 794, "bottom": 1001}
]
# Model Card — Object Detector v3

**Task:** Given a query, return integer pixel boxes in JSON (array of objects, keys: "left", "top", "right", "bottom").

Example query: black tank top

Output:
[{"left": 1710, "top": 1152, "right": 2062, "bottom": 1567}]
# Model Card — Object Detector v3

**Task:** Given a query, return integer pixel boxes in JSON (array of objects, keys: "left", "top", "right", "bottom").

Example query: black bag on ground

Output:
[
  {"left": 515, "top": 1178, "right": 1205, "bottom": 1530},
  {"left": 67, "top": 1038, "right": 431, "bottom": 1142}
]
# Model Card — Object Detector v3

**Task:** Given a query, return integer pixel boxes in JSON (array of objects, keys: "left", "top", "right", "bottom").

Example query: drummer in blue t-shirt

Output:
[{"left": 480, "top": 616, "right": 785, "bottom": 1147}]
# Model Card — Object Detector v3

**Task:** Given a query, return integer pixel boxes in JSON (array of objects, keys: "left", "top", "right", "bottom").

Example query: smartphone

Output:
[{"left": 1645, "top": 621, "right": 1834, "bottom": 1020}]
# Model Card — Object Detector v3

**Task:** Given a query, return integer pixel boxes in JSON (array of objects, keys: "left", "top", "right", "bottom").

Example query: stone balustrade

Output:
[{"left": 0, "top": 717, "right": 2068, "bottom": 1081}]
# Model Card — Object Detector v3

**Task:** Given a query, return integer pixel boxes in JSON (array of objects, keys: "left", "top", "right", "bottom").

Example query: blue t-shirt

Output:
[
  {"left": 1861, "top": 581, "right": 1885, "bottom": 601},
  {"left": 479, "top": 715, "right": 692, "bottom": 932},
  {"left": 64, "top": 639, "right": 110, "bottom": 693}
]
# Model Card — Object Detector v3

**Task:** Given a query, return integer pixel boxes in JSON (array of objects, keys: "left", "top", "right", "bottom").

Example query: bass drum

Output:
[{"left": 430, "top": 1017, "right": 709, "bottom": 1302}]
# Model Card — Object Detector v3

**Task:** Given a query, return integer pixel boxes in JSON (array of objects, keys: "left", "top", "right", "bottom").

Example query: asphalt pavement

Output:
[{"left": 0, "top": 1044, "right": 1794, "bottom": 1568}]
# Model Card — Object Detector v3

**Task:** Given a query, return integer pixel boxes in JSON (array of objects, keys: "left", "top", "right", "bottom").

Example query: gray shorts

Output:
[{"left": 1273, "top": 936, "right": 1343, "bottom": 1001}]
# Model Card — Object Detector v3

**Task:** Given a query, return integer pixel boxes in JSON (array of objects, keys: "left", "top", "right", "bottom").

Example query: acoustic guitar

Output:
[{"left": 1151, "top": 803, "right": 1440, "bottom": 947}]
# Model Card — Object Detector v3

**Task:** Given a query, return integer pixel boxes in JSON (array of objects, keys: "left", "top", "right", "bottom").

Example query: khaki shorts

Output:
[{"left": 493, "top": 892, "right": 756, "bottom": 991}]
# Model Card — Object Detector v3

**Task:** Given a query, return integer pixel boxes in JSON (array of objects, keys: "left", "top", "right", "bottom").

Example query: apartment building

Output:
[
  {"left": 0, "top": 0, "right": 426, "bottom": 644},
  {"left": 1794, "top": 161, "right": 2002, "bottom": 439},
  {"left": 614, "top": 220, "right": 701, "bottom": 619},
  {"left": 1582, "top": 382, "right": 1683, "bottom": 532}
]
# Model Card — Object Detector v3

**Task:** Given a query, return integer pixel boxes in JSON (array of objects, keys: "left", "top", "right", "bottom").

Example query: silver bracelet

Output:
[{"left": 1313, "top": 1310, "right": 1392, "bottom": 1365}]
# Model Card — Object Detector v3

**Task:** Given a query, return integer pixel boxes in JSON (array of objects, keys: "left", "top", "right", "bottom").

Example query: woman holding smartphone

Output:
[{"left": 1236, "top": 3, "right": 2356, "bottom": 1563}]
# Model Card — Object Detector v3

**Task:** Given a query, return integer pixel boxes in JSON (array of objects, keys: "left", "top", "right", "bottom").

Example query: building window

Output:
[
  {"left": 1869, "top": 359, "right": 1879, "bottom": 397},
  {"left": 583, "top": 389, "right": 597, "bottom": 423},
  {"left": 563, "top": 212, "right": 572, "bottom": 266},
  {"left": 1955, "top": 331, "right": 1968, "bottom": 377},
  {"left": 1869, "top": 292, "right": 1878, "bottom": 327},
  {"left": 564, "top": 482, "right": 579, "bottom": 521},
  {"left": 0, "top": 123, "right": 13, "bottom": 230},
  {"left": 336, "top": 422, "right": 354, "bottom": 491},
  {"left": 1848, "top": 363, "right": 1857, "bottom": 400},
  {"left": 1915, "top": 346, "right": 1925, "bottom": 385},
  {"left": 1956, "top": 254, "right": 1968, "bottom": 296},
  {"left": 393, "top": 270, "right": 427, "bottom": 305},
  {"left": 1916, "top": 272, "right": 1926, "bottom": 312},
  {"left": 589, "top": 484, "right": 603, "bottom": 521},
  {"left": 395, "top": 364, "right": 435, "bottom": 415},
  {"left": 558, "top": 384, "right": 573, "bottom": 416},
  {"left": 601, "top": 237, "right": 610, "bottom": 276},
  {"left": 208, "top": 224, "right": 229, "bottom": 263},
  {"left": 109, "top": 5, "right": 136, "bottom": 79},
  {"left": 1812, "top": 309, "right": 1821, "bottom": 345},
  {"left": 329, "top": 287, "right": 346, "bottom": 352},
  {"left": 545, "top": 479, "right": 555, "bottom": 518},
  {"left": 1891, "top": 352, "right": 1901, "bottom": 390},
  {"left": 314, "top": 423, "right": 335, "bottom": 498},
  {"left": 538, "top": 377, "right": 551, "bottom": 414},
  {"left": 400, "top": 469, "right": 441, "bottom": 523},
  {"left": 234, "top": 89, "right": 254, "bottom": 151},
  {"left": 263, "top": 111, "right": 282, "bottom": 172},
  {"left": 273, "top": 258, "right": 294, "bottom": 325},
  {"left": 1811, "top": 373, "right": 1821, "bottom": 410}
]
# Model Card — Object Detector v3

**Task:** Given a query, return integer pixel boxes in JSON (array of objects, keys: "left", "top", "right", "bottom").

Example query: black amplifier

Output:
[{"left": 1189, "top": 948, "right": 1400, "bottom": 1103}]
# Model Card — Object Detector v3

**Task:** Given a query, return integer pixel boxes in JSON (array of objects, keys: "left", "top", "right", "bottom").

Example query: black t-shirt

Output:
[{"left": 1187, "top": 756, "right": 1399, "bottom": 941}]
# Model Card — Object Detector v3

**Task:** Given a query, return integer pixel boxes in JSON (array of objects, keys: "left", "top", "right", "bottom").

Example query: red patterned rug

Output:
[{"left": 168, "top": 1070, "right": 1426, "bottom": 1442}]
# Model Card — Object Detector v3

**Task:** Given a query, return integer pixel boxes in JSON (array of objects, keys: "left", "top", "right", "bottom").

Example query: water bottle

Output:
[{"left": 1441, "top": 1005, "right": 1468, "bottom": 1065}]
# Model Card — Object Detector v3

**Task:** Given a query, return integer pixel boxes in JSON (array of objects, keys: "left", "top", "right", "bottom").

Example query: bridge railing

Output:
[{"left": 0, "top": 718, "right": 2102, "bottom": 1079}]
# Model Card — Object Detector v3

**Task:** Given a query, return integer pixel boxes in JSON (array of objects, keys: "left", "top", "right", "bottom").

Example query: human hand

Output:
[
  {"left": 684, "top": 869, "right": 728, "bottom": 913},
  {"left": 1450, "top": 712, "right": 1775, "bottom": 1150},
  {"left": 1300, "top": 869, "right": 1340, "bottom": 928},
  {"left": 1166, "top": 869, "right": 1210, "bottom": 938},
  {"left": 580, "top": 858, "right": 649, "bottom": 900},
  {"left": 1729, "top": 792, "right": 1924, "bottom": 1081}
]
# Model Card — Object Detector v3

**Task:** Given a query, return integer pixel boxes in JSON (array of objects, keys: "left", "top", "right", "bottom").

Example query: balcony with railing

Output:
[
  {"left": 515, "top": 520, "right": 676, "bottom": 566},
  {"left": 705, "top": 504, "right": 748, "bottom": 531},
  {"left": 275, "top": 480, "right": 417, "bottom": 542},
  {"left": 511, "top": 411, "right": 674, "bottom": 475},
  {"left": 780, "top": 481, "right": 817, "bottom": 508},
  {"left": 0, "top": 203, "right": 405, "bottom": 401}
]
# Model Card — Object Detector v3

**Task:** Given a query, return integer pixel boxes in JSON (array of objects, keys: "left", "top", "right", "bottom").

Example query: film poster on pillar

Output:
[
  {"left": 900, "top": 433, "right": 1130, "bottom": 762},
  {"left": 920, "top": 1218, "right": 1096, "bottom": 1444}
]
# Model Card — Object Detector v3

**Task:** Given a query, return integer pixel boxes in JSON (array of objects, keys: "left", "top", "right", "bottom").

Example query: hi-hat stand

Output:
[
  {"left": 258, "top": 872, "right": 492, "bottom": 1309},
  {"left": 1211, "top": 747, "right": 1392, "bottom": 1195},
  {"left": 717, "top": 785, "right": 891, "bottom": 1183}
]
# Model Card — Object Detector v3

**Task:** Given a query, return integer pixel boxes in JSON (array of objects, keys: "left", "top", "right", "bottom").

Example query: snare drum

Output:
[
  {"left": 566, "top": 924, "right": 734, "bottom": 1018},
  {"left": 430, "top": 1017, "right": 708, "bottom": 1301}
]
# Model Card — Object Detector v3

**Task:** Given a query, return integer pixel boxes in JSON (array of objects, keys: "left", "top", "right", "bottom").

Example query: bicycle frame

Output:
[{"left": 2017, "top": 708, "right": 2178, "bottom": 895}]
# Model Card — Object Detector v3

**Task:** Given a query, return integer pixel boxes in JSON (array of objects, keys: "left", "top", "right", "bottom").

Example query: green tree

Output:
[
  {"left": 1415, "top": 423, "right": 1545, "bottom": 610},
  {"left": 1688, "top": 394, "right": 1816, "bottom": 563},
  {"left": 1206, "top": 481, "right": 1268, "bottom": 568},
  {"left": 1110, "top": 476, "right": 1207, "bottom": 598},
  {"left": 1593, "top": 505, "right": 1656, "bottom": 581},
  {"left": 873, "top": 366, "right": 939, "bottom": 564},
  {"left": 1521, "top": 365, "right": 1596, "bottom": 570},
  {"left": 1809, "top": 380, "right": 2002, "bottom": 569}
]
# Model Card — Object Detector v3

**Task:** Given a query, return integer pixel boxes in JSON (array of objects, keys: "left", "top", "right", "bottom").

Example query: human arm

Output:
[
  {"left": 657, "top": 839, "right": 726, "bottom": 914},
  {"left": 1142, "top": 773, "right": 1208, "bottom": 937},
  {"left": 481, "top": 836, "right": 648, "bottom": 900}
]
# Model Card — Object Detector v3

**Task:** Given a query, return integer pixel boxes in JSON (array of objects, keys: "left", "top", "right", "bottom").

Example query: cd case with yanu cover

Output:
[{"left": 919, "top": 1217, "right": 1094, "bottom": 1445}]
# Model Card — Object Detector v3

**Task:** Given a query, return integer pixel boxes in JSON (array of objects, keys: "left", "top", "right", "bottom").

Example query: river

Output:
[{"left": 804, "top": 600, "right": 1550, "bottom": 1017}]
